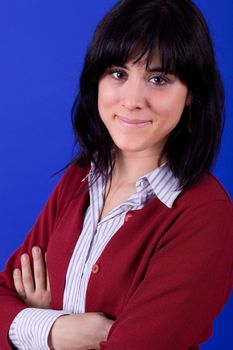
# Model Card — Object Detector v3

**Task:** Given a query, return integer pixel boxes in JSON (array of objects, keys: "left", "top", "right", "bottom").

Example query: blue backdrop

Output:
[{"left": 0, "top": 1, "right": 232, "bottom": 348}]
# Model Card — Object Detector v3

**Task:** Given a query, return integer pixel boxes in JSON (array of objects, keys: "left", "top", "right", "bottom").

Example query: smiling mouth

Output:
[{"left": 116, "top": 115, "right": 152, "bottom": 128}]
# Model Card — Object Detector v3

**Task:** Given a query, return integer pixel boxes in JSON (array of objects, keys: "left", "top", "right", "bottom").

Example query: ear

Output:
[{"left": 185, "top": 92, "right": 193, "bottom": 106}]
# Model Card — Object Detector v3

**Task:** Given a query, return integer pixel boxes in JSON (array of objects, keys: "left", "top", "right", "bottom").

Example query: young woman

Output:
[{"left": 0, "top": 0, "right": 232, "bottom": 349}]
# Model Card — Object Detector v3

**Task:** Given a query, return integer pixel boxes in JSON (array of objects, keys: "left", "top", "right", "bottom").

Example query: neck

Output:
[{"left": 112, "top": 150, "right": 165, "bottom": 185}]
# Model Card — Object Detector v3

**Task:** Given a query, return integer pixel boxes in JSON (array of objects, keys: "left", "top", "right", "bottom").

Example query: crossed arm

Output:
[
  {"left": 12, "top": 246, "right": 113, "bottom": 350},
  {"left": 6, "top": 174, "right": 233, "bottom": 350}
]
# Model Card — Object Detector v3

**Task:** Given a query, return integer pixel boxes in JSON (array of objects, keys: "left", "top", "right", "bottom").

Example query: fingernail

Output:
[
  {"left": 33, "top": 247, "right": 40, "bottom": 255},
  {"left": 14, "top": 268, "right": 21, "bottom": 276},
  {"left": 21, "top": 254, "right": 28, "bottom": 263}
]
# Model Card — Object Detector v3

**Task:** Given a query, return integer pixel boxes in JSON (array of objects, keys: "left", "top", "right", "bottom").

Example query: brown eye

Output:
[
  {"left": 107, "top": 67, "right": 127, "bottom": 80},
  {"left": 112, "top": 71, "right": 124, "bottom": 79},
  {"left": 150, "top": 75, "right": 169, "bottom": 86}
]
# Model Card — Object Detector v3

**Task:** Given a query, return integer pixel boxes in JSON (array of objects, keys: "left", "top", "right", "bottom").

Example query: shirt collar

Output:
[
  {"left": 86, "top": 162, "right": 182, "bottom": 209},
  {"left": 136, "top": 163, "right": 182, "bottom": 208}
]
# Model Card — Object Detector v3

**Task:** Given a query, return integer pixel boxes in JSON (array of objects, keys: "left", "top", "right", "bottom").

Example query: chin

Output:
[{"left": 115, "top": 144, "right": 148, "bottom": 154}]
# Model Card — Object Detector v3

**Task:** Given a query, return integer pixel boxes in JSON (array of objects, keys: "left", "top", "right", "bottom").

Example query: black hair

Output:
[{"left": 71, "top": 0, "right": 224, "bottom": 189}]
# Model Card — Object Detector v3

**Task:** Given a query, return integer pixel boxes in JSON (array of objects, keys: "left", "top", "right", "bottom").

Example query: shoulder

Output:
[
  {"left": 175, "top": 173, "right": 232, "bottom": 209},
  {"left": 160, "top": 175, "right": 233, "bottom": 258},
  {"left": 172, "top": 173, "right": 233, "bottom": 231},
  {"left": 59, "top": 163, "right": 90, "bottom": 187},
  {"left": 53, "top": 163, "right": 90, "bottom": 205}
]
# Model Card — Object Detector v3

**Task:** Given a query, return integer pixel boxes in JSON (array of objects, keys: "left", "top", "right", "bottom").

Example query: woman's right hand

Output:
[
  {"left": 13, "top": 247, "right": 114, "bottom": 349},
  {"left": 13, "top": 246, "right": 51, "bottom": 308},
  {"left": 49, "top": 312, "right": 114, "bottom": 350}
]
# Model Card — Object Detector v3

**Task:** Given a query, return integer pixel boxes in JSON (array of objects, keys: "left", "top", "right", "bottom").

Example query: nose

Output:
[{"left": 121, "top": 78, "right": 146, "bottom": 111}]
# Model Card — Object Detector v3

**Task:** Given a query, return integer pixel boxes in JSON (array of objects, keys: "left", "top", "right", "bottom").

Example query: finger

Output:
[
  {"left": 32, "top": 246, "right": 46, "bottom": 291},
  {"left": 13, "top": 268, "right": 26, "bottom": 299},
  {"left": 21, "top": 253, "right": 35, "bottom": 294},
  {"left": 45, "top": 253, "right": 50, "bottom": 292}
]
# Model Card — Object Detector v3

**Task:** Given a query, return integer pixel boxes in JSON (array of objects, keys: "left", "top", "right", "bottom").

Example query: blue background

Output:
[{"left": 0, "top": 1, "right": 232, "bottom": 348}]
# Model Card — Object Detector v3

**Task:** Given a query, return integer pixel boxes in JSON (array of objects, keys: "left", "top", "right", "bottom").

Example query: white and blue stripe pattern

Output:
[{"left": 9, "top": 163, "right": 182, "bottom": 349}]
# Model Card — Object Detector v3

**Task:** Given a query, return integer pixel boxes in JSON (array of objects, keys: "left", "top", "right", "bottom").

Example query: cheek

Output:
[
  {"left": 152, "top": 90, "right": 188, "bottom": 120},
  {"left": 98, "top": 81, "right": 118, "bottom": 114}
]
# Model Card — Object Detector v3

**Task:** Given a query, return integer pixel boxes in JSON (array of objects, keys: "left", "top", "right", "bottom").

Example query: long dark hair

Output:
[{"left": 71, "top": 0, "right": 224, "bottom": 189}]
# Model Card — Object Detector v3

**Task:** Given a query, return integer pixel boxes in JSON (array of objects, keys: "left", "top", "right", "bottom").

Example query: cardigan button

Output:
[
  {"left": 125, "top": 213, "right": 133, "bottom": 222},
  {"left": 92, "top": 263, "right": 100, "bottom": 274}
]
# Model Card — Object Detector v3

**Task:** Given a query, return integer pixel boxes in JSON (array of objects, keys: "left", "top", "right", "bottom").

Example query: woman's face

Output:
[{"left": 98, "top": 53, "right": 191, "bottom": 159}]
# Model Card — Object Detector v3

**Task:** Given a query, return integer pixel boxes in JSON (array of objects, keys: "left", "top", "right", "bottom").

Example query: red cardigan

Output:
[{"left": 0, "top": 164, "right": 233, "bottom": 350}]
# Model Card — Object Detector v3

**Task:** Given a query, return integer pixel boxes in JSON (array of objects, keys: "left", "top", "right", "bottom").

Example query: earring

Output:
[{"left": 187, "top": 106, "right": 192, "bottom": 134}]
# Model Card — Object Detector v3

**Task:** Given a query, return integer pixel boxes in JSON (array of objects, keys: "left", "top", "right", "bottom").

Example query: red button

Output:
[
  {"left": 125, "top": 213, "right": 133, "bottom": 222},
  {"left": 92, "top": 263, "right": 100, "bottom": 274}
]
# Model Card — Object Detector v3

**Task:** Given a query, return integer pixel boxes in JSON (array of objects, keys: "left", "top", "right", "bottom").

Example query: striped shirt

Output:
[{"left": 9, "top": 163, "right": 182, "bottom": 349}]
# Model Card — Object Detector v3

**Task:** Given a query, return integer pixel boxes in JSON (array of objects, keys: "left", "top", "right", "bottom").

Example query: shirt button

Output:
[
  {"left": 141, "top": 178, "right": 147, "bottom": 187},
  {"left": 92, "top": 263, "right": 100, "bottom": 274},
  {"left": 125, "top": 213, "right": 133, "bottom": 222}
]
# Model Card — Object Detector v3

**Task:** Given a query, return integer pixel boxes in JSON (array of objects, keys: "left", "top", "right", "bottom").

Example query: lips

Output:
[{"left": 116, "top": 115, "right": 151, "bottom": 128}]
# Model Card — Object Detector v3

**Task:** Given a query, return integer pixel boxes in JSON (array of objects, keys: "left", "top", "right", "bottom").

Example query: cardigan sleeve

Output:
[
  {"left": 100, "top": 199, "right": 233, "bottom": 350},
  {"left": 0, "top": 164, "right": 84, "bottom": 350}
]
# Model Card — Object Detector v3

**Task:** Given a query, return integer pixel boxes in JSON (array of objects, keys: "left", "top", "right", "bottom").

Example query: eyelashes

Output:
[
  {"left": 107, "top": 68, "right": 127, "bottom": 80},
  {"left": 149, "top": 76, "right": 170, "bottom": 86},
  {"left": 106, "top": 67, "right": 171, "bottom": 86}
]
